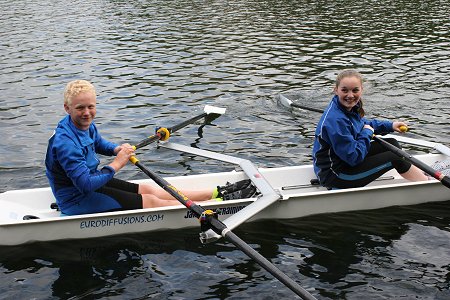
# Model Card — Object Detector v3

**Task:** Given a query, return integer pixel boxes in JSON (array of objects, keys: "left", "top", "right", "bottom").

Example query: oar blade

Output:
[
  {"left": 204, "top": 105, "right": 226, "bottom": 115},
  {"left": 278, "top": 93, "right": 325, "bottom": 113},
  {"left": 170, "top": 105, "right": 226, "bottom": 133},
  {"left": 278, "top": 93, "right": 294, "bottom": 108},
  {"left": 201, "top": 105, "right": 226, "bottom": 125}
]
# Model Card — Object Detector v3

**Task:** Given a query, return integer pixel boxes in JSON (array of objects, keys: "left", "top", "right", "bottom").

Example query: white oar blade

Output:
[
  {"left": 278, "top": 93, "right": 293, "bottom": 108},
  {"left": 204, "top": 105, "right": 226, "bottom": 115}
]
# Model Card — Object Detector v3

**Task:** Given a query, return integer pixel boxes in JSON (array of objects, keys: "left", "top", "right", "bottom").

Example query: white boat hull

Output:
[{"left": 1, "top": 153, "right": 449, "bottom": 246}]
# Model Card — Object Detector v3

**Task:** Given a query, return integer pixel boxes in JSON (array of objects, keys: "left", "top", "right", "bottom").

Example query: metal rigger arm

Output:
[{"left": 158, "top": 142, "right": 281, "bottom": 244}]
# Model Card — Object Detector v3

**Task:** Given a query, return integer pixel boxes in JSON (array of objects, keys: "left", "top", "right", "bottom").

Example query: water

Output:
[{"left": 1, "top": 0, "right": 450, "bottom": 298}]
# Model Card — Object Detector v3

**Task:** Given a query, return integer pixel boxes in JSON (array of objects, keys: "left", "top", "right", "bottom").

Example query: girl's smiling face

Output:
[{"left": 334, "top": 76, "right": 363, "bottom": 111}]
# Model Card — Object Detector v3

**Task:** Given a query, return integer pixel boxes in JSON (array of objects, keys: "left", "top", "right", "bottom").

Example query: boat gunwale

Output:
[{"left": 0, "top": 170, "right": 441, "bottom": 227}]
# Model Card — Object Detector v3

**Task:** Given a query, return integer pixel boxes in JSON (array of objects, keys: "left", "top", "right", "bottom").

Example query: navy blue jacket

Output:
[
  {"left": 45, "top": 115, "right": 118, "bottom": 210},
  {"left": 312, "top": 95, "right": 393, "bottom": 186}
]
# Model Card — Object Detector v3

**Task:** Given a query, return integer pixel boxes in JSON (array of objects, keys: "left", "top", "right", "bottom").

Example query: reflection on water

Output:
[
  {"left": 1, "top": 0, "right": 450, "bottom": 299},
  {"left": 1, "top": 201, "right": 450, "bottom": 299}
]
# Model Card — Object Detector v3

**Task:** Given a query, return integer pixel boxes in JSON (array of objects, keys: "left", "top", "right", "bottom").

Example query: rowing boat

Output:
[{"left": 1, "top": 135, "right": 449, "bottom": 246}]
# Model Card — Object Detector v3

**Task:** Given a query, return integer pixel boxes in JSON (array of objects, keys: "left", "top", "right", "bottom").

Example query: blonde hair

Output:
[
  {"left": 64, "top": 80, "right": 96, "bottom": 105},
  {"left": 335, "top": 69, "right": 365, "bottom": 117}
]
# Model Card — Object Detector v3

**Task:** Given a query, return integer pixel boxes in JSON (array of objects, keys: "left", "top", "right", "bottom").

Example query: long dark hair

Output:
[{"left": 335, "top": 69, "right": 365, "bottom": 117}]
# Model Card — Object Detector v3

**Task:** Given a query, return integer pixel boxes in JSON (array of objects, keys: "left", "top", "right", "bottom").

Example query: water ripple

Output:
[{"left": 1, "top": 0, "right": 450, "bottom": 298}]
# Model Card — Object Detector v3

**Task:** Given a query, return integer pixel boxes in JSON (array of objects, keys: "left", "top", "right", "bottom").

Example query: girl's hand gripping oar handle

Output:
[{"left": 373, "top": 135, "right": 450, "bottom": 189}]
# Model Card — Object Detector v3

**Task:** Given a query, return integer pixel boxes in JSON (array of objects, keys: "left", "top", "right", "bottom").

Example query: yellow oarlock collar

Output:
[{"left": 156, "top": 127, "right": 171, "bottom": 141}]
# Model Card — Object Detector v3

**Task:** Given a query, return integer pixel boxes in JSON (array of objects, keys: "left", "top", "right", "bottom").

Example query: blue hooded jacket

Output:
[
  {"left": 45, "top": 115, "right": 118, "bottom": 210},
  {"left": 312, "top": 95, "right": 393, "bottom": 186}
]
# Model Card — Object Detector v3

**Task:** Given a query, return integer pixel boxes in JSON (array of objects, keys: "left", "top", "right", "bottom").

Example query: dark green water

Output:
[{"left": 1, "top": 0, "right": 449, "bottom": 298}]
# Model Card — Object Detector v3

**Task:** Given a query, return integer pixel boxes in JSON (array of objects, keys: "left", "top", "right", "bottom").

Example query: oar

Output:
[
  {"left": 279, "top": 93, "right": 450, "bottom": 189},
  {"left": 128, "top": 106, "right": 316, "bottom": 298},
  {"left": 372, "top": 135, "right": 450, "bottom": 188},
  {"left": 134, "top": 105, "right": 226, "bottom": 150},
  {"left": 129, "top": 156, "right": 316, "bottom": 300},
  {"left": 279, "top": 94, "right": 323, "bottom": 113}
]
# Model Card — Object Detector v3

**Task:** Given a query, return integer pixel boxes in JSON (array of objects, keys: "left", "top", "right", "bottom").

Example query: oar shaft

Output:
[
  {"left": 169, "top": 112, "right": 207, "bottom": 133},
  {"left": 373, "top": 136, "right": 450, "bottom": 188},
  {"left": 279, "top": 94, "right": 324, "bottom": 114},
  {"left": 131, "top": 158, "right": 316, "bottom": 299},
  {"left": 133, "top": 109, "right": 216, "bottom": 151},
  {"left": 134, "top": 134, "right": 161, "bottom": 150},
  {"left": 133, "top": 160, "right": 205, "bottom": 216},
  {"left": 290, "top": 103, "right": 324, "bottom": 114},
  {"left": 218, "top": 224, "right": 316, "bottom": 300}
]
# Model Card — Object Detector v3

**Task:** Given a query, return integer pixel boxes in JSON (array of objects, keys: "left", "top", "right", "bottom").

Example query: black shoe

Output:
[
  {"left": 217, "top": 179, "right": 252, "bottom": 195},
  {"left": 222, "top": 184, "right": 257, "bottom": 200}
]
